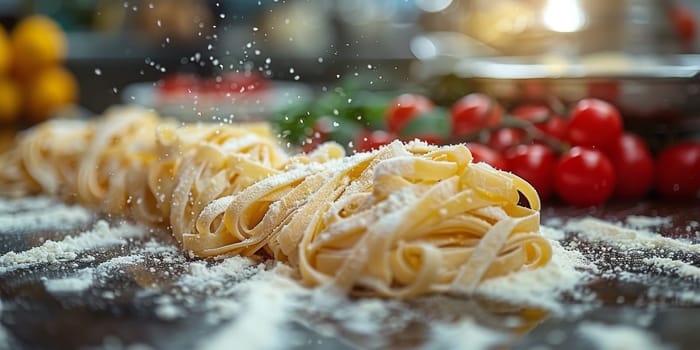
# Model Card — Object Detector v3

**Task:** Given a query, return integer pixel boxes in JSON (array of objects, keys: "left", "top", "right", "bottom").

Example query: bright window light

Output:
[{"left": 542, "top": 0, "right": 586, "bottom": 33}]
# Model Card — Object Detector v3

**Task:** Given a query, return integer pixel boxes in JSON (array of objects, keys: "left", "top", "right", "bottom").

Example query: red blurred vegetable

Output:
[
  {"left": 488, "top": 128, "right": 526, "bottom": 153},
  {"left": 385, "top": 94, "right": 434, "bottom": 133},
  {"left": 609, "top": 133, "right": 655, "bottom": 199},
  {"left": 355, "top": 130, "right": 397, "bottom": 153},
  {"left": 567, "top": 98, "right": 623, "bottom": 151},
  {"left": 655, "top": 141, "right": 700, "bottom": 199},
  {"left": 450, "top": 93, "right": 503, "bottom": 137},
  {"left": 505, "top": 144, "right": 557, "bottom": 200},
  {"left": 465, "top": 143, "right": 507, "bottom": 170},
  {"left": 554, "top": 147, "right": 615, "bottom": 206}
]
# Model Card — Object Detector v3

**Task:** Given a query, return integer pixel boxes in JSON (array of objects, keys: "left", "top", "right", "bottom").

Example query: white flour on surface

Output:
[
  {"left": 2, "top": 196, "right": 698, "bottom": 350},
  {"left": 197, "top": 269, "right": 303, "bottom": 350},
  {"left": 169, "top": 228, "right": 593, "bottom": 350},
  {"left": 0, "top": 196, "right": 57, "bottom": 213},
  {"left": 178, "top": 256, "right": 263, "bottom": 294},
  {"left": 0, "top": 299, "right": 7, "bottom": 350},
  {"left": 176, "top": 260, "right": 514, "bottom": 350},
  {"left": 615, "top": 270, "right": 700, "bottom": 304},
  {"left": 154, "top": 298, "right": 186, "bottom": 322},
  {"left": 540, "top": 225, "right": 566, "bottom": 241},
  {"left": 565, "top": 217, "right": 700, "bottom": 252},
  {"left": 0, "top": 197, "right": 93, "bottom": 233},
  {"left": 43, "top": 268, "right": 95, "bottom": 293},
  {"left": 476, "top": 240, "right": 593, "bottom": 314},
  {"left": 625, "top": 215, "right": 672, "bottom": 230},
  {"left": 421, "top": 318, "right": 506, "bottom": 350},
  {"left": 564, "top": 215, "right": 700, "bottom": 304},
  {"left": 42, "top": 254, "right": 148, "bottom": 294},
  {"left": 303, "top": 290, "right": 410, "bottom": 336},
  {"left": 643, "top": 257, "right": 700, "bottom": 280},
  {"left": 0, "top": 220, "right": 146, "bottom": 274},
  {"left": 577, "top": 322, "right": 673, "bottom": 350}
]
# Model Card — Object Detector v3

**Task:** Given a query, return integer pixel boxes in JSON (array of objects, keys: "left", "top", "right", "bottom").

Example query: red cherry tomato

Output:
[
  {"left": 487, "top": 128, "right": 526, "bottom": 152},
  {"left": 355, "top": 130, "right": 397, "bottom": 153},
  {"left": 159, "top": 73, "right": 200, "bottom": 95},
  {"left": 504, "top": 144, "right": 557, "bottom": 200},
  {"left": 655, "top": 141, "right": 700, "bottom": 199},
  {"left": 567, "top": 99, "right": 623, "bottom": 151},
  {"left": 511, "top": 104, "right": 550, "bottom": 123},
  {"left": 554, "top": 147, "right": 616, "bottom": 206},
  {"left": 609, "top": 133, "right": 655, "bottom": 199},
  {"left": 451, "top": 93, "right": 503, "bottom": 137},
  {"left": 536, "top": 115, "right": 570, "bottom": 141},
  {"left": 670, "top": 5, "right": 696, "bottom": 44},
  {"left": 385, "top": 94, "right": 434, "bottom": 133},
  {"left": 465, "top": 143, "right": 507, "bottom": 170}
]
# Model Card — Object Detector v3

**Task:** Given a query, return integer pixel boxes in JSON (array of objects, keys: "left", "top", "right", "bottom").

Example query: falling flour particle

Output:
[
  {"left": 577, "top": 322, "right": 673, "bottom": 350},
  {"left": 0, "top": 220, "right": 146, "bottom": 274}
]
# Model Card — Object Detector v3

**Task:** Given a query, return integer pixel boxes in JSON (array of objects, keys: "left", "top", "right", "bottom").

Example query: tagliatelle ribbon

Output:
[{"left": 0, "top": 106, "right": 551, "bottom": 298}]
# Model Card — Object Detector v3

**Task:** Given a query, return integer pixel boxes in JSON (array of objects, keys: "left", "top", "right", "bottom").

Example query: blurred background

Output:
[
  {"left": 0, "top": 0, "right": 698, "bottom": 203},
  {"left": 0, "top": 0, "right": 699, "bottom": 138}
]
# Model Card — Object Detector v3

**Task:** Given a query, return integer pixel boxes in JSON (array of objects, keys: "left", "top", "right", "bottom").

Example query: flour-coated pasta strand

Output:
[{"left": 0, "top": 106, "right": 552, "bottom": 298}]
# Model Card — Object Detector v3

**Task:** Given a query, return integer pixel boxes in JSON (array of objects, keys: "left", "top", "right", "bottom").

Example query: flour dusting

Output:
[
  {"left": 0, "top": 197, "right": 93, "bottom": 233},
  {"left": 477, "top": 240, "right": 593, "bottom": 314},
  {"left": 577, "top": 322, "right": 673, "bottom": 350},
  {"left": 0, "top": 220, "right": 145, "bottom": 273}
]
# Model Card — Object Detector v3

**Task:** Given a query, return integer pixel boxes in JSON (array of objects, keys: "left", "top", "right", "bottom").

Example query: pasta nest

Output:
[{"left": 0, "top": 106, "right": 551, "bottom": 297}]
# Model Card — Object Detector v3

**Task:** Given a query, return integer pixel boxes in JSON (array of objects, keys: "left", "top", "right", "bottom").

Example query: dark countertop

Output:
[{"left": 0, "top": 198, "right": 699, "bottom": 350}]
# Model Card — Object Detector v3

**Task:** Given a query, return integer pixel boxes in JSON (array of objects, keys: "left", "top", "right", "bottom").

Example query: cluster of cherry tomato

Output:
[{"left": 355, "top": 93, "right": 699, "bottom": 206}]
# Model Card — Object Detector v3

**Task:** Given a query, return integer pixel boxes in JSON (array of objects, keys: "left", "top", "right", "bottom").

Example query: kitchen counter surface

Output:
[{"left": 0, "top": 198, "right": 698, "bottom": 350}]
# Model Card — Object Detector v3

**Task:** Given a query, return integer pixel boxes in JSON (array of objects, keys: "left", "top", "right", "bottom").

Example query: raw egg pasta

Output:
[{"left": 0, "top": 106, "right": 551, "bottom": 297}]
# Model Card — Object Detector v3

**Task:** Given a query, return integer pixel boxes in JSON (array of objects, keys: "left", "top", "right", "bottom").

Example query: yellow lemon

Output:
[
  {"left": 0, "top": 25, "right": 11, "bottom": 75},
  {"left": 24, "top": 66, "right": 78, "bottom": 123},
  {"left": 0, "top": 129, "right": 15, "bottom": 153},
  {"left": 0, "top": 78, "right": 21, "bottom": 124},
  {"left": 11, "top": 15, "right": 67, "bottom": 80}
]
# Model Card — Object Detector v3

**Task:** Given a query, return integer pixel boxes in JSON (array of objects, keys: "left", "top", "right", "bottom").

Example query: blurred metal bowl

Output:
[{"left": 415, "top": 48, "right": 700, "bottom": 124}]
